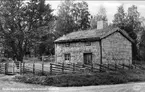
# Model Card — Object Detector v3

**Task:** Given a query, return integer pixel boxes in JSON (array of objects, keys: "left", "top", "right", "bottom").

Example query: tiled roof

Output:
[{"left": 54, "top": 26, "right": 134, "bottom": 43}]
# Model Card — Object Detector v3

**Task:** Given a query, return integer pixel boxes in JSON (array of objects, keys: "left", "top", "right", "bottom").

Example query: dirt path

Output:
[{"left": 0, "top": 74, "right": 145, "bottom": 92}]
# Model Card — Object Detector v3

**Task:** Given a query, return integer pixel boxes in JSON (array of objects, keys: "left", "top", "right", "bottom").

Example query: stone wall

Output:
[
  {"left": 55, "top": 41, "right": 100, "bottom": 64},
  {"left": 101, "top": 32, "right": 132, "bottom": 65}
]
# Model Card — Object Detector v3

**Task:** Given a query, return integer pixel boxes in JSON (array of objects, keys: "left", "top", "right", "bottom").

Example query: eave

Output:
[{"left": 54, "top": 37, "right": 101, "bottom": 44}]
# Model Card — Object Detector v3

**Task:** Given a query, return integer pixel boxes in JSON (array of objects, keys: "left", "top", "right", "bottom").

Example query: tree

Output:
[
  {"left": 56, "top": 1, "right": 90, "bottom": 36},
  {"left": 71, "top": 1, "right": 91, "bottom": 30},
  {"left": 125, "top": 5, "right": 143, "bottom": 60},
  {"left": 125, "top": 5, "right": 142, "bottom": 39},
  {"left": 38, "top": 32, "right": 56, "bottom": 56},
  {"left": 55, "top": 0, "right": 76, "bottom": 36},
  {"left": 113, "top": 4, "right": 126, "bottom": 29},
  {"left": 138, "top": 30, "right": 145, "bottom": 60},
  {"left": 113, "top": 5, "right": 142, "bottom": 40},
  {"left": 0, "top": 0, "right": 54, "bottom": 62},
  {"left": 137, "top": 17, "right": 145, "bottom": 60},
  {"left": 113, "top": 5, "right": 143, "bottom": 60},
  {"left": 90, "top": 5, "right": 107, "bottom": 29},
  {"left": 97, "top": 5, "right": 108, "bottom": 21}
]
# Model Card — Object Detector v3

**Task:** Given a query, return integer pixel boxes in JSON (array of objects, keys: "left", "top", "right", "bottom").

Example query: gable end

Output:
[
  {"left": 118, "top": 31, "right": 134, "bottom": 44},
  {"left": 101, "top": 29, "right": 134, "bottom": 43}
]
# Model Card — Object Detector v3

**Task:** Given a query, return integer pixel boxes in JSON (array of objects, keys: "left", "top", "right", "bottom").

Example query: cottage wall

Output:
[
  {"left": 55, "top": 41, "right": 100, "bottom": 64},
  {"left": 101, "top": 32, "right": 132, "bottom": 65}
]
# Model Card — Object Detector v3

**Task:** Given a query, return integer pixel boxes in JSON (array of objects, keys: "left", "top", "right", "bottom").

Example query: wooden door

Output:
[{"left": 84, "top": 53, "right": 92, "bottom": 65}]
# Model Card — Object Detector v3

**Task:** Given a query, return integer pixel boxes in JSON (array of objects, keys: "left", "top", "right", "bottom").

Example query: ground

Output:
[{"left": 0, "top": 74, "right": 145, "bottom": 92}]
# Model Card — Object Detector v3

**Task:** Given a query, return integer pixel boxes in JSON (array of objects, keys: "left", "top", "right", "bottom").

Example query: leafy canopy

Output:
[{"left": 0, "top": 0, "right": 54, "bottom": 61}]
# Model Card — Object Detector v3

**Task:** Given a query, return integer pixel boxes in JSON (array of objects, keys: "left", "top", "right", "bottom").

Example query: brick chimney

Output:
[{"left": 97, "top": 21, "right": 108, "bottom": 30}]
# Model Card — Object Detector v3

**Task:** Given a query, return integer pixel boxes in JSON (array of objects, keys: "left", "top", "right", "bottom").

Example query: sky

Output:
[{"left": 46, "top": 0, "right": 145, "bottom": 23}]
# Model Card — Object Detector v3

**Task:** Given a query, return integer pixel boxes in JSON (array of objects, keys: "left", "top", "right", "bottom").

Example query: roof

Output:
[{"left": 54, "top": 26, "right": 135, "bottom": 43}]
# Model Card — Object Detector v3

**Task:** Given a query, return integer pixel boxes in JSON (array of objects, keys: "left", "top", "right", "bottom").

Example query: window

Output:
[
  {"left": 65, "top": 43, "right": 70, "bottom": 47},
  {"left": 64, "top": 53, "right": 71, "bottom": 60},
  {"left": 85, "top": 42, "right": 91, "bottom": 46}
]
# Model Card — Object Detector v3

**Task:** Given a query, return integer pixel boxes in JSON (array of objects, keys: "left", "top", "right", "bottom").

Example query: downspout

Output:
[
  {"left": 131, "top": 42, "right": 134, "bottom": 64},
  {"left": 54, "top": 43, "right": 57, "bottom": 62},
  {"left": 99, "top": 39, "right": 102, "bottom": 64}
]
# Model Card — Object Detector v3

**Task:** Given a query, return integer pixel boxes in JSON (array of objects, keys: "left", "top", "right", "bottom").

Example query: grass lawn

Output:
[{"left": 14, "top": 68, "right": 145, "bottom": 87}]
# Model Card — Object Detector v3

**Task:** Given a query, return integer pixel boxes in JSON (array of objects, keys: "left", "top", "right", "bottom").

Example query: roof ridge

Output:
[{"left": 54, "top": 26, "right": 134, "bottom": 43}]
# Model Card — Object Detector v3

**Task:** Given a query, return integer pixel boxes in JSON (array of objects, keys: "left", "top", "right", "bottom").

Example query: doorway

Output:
[{"left": 83, "top": 53, "right": 92, "bottom": 65}]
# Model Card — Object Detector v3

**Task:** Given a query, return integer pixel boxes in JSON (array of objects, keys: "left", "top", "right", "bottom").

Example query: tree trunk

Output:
[
  {"left": 15, "top": 45, "right": 25, "bottom": 63},
  {"left": 16, "top": 53, "right": 24, "bottom": 63}
]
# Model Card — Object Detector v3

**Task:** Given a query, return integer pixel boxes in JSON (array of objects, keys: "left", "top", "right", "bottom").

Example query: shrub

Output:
[
  {"left": 14, "top": 69, "right": 145, "bottom": 87},
  {"left": 14, "top": 74, "right": 46, "bottom": 84}
]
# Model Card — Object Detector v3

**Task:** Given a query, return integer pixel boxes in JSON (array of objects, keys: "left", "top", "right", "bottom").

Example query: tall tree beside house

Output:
[
  {"left": 113, "top": 5, "right": 143, "bottom": 60},
  {"left": 55, "top": 0, "right": 90, "bottom": 36},
  {"left": 137, "top": 17, "right": 145, "bottom": 60},
  {"left": 71, "top": 1, "right": 91, "bottom": 30},
  {"left": 113, "top": 4, "right": 126, "bottom": 29},
  {"left": 138, "top": 30, "right": 145, "bottom": 60},
  {"left": 125, "top": 5, "right": 142, "bottom": 40},
  {"left": 0, "top": 0, "right": 54, "bottom": 61},
  {"left": 38, "top": 32, "right": 56, "bottom": 56},
  {"left": 113, "top": 5, "right": 142, "bottom": 40},
  {"left": 55, "top": 0, "right": 76, "bottom": 36},
  {"left": 123, "top": 5, "right": 144, "bottom": 60},
  {"left": 90, "top": 5, "right": 107, "bottom": 29}
]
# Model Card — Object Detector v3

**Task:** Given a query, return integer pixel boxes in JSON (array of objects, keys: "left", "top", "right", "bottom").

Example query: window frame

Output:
[
  {"left": 64, "top": 53, "right": 71, "bottom": 61},
  {"left": 65, "top": 43, "right": 70, "bottom": 47},
  {"left": 85, "top": 42, "right": 91, "bottom": 46}
]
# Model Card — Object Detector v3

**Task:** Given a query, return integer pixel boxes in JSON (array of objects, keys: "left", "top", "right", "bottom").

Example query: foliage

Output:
[
  {"left": 71, "top": 1, "right": 91, "bottom": 30},
  {"left": 55, "top": 0, "right": 76, "bottom": 36},
  {"left": 113, "top": 4, "right": 126, "bottom": 29},
  {"left": 97, "top": 5, "right": 108, "bottom": 21},
  {"left": 113, "top": 5, "right": 144, "bottom": 60},
  {"left": 38, "top": 32, "right": 56, "bottom": 56},
  {"left": 14, "top": 73, "right": 128, "bottom": 86},
  {"left": 113, "top": 5, "right": 144, "bottom": 40},
  {"left": 0, "top": 0, "right": 54, "bottom": 61},
  {"left": 55, "top": 0, "right": 91, "bottom": 37},
  {"left": 125, "top": 5, "right": 142, "bottom": 39},
  {"left": 14, "top": 74, "right": 46, "bottom": 84},
  {"left": 138, "top": 30, "right": 145, "bottom": 60},
  {"left": 15, "top": 68, "right": 145, "bottom": 87},
  {"left": 90, "top": 5, "right": 107, "bottom": 29},
  {"left": 113, "top": 5, "right": 142, "bottom": 40},
  {"left": 125, "top": 5, "right": 144, "bottom": 60}
]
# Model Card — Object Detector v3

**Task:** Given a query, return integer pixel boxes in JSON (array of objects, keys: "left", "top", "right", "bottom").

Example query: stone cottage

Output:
[{"left": 54, "top": 21, "right": 134, "bottom": 65}]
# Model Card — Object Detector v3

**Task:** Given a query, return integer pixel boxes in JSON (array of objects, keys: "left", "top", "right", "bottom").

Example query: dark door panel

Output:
[{"left": 84, "top": 53, "right": 92, "bottom": 65}]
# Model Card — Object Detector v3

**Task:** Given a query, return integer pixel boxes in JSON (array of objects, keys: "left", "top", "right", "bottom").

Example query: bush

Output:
[
  {"left": 14, "top": 74, "right": 46, "bottom": 84},
  {"left": 14, "top": 69, "right": 145, "bottom": 87},
  {"left": 14, "top": 72, "right": 131, "bottom": 87}
]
